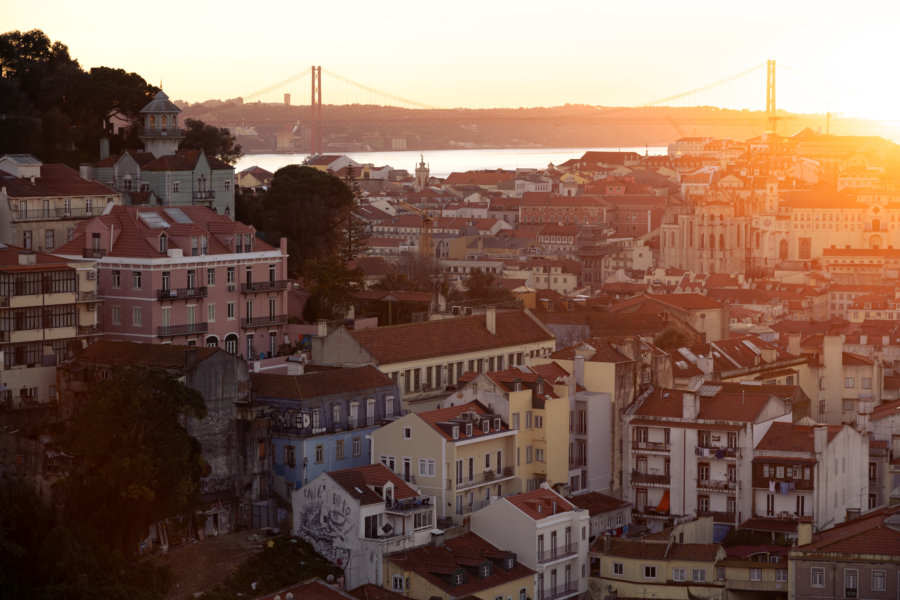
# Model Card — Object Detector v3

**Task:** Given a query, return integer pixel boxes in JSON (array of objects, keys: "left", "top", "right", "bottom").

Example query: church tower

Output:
[
  {"left": 139, "top": 90, "right": 185, "bottom": 158},
  {"left": 414, "top": 154, "right": 429, "bottom": 191}
]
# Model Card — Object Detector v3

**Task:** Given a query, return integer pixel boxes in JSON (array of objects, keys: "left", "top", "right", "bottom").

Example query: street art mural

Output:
[{"left": 297, "top": 480, "right": 354, "bottom": 571}]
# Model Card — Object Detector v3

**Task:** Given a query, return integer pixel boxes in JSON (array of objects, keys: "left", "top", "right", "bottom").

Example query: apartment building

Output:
[
  {"left": 312, "top": 307, "right": 556, "bottom": 407},
  {"left": 0, "top": 243, "right": 101, "bottom": 409},
  {"left": 54, "top": 205, "right": 289, "bottom": 357},
  {"left": 250, "top": 365, "right": 399, "bottom": 499},
  {"left": 472, "top": 486, "right": 590, "bottom": 600},
  {"left": 0, "top": 154, "right": 122, "bottom": 252},
  {"left": 371, "top": 401, "right": 517, "bottom": 525},
  {"left": 293, "top": 463, "right": 436, "bottom": 589},
  {"left": 623, "top": 383, "right": 793, "bottom": 532}
]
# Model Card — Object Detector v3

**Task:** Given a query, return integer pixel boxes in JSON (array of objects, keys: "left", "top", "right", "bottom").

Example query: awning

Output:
[{"left": 656, "top": 490, "right": 670, "bottom": 513}]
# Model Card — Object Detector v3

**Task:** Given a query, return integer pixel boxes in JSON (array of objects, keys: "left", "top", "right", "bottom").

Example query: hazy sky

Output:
[{"left": 5, "top": 0, "right": 900, "bottom": 119}]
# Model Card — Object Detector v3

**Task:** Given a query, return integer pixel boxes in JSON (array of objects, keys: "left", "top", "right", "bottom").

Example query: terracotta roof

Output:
[
  {"left": 698, "top": 392, "right": 772, "bottom": 422},
  {"left": 0, "top": 163, "right": 116, "bottom": 197},
  {"left": 505, "top": 488, "right": 576, "bottom": 521},
  {"left": 567, "top": 492, "right": 630, "bottom": 515},
  {"left": 255, "top": 578, "right": 356, "bottom": 600},
  {"left": 73, "top": 340, "right": 217, "bottom": 370},
  {"left": 738, "top": 516, "right": 799, "bottom": 533},
  {"left": 328, "top": 463, "right": 419, "bottom": 506},
  {"left": 796, "top": 505, "right": 900, "bottom": 556},
  {"left": 250, "top": 366, "right": 393, "bottom": 400},
  {"left": 444, "top": 170, "right": 517, "bottom": 186},
  {"left": 754, "top": 421, "right": 841, "bottom": 453},
  {"left": 871, "top": 399, "right": 900, "bottom": 421},
  {"left": 417, "top": 401, "right": 508, "bottom": 441},
  {"left": 0, "top": 244, "right": 74, "bottom": 272},
  {"left": 633, "top": 389, "right": 689, "bottom": 418},
  {"left": 386, "top": 532, "right": 533, "bottom": 596},
  {"left": 348, "top": 309, "right": 552, "bottom": 364},
  {"left": 354, "top": 290, "right": 433, "bottom": 303},
  {"left": 348, "top": 583, "right": 408, "bottom": 600}
]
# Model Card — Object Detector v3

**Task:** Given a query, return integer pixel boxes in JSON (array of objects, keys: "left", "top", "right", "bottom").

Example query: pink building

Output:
[{"left": 54, "top": 205, "right": 289, "bottom": 358}]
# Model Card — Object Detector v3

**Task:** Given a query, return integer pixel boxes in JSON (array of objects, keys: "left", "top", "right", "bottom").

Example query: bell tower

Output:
[
  {"left": 414, "top": 154, "right": 430, "bottom": 191},
  {"left": 139, "top": 90, "right": 185, "bottom": 158}
]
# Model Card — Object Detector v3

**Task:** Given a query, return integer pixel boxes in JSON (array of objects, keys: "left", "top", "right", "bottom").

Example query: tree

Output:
[
  {"left": 302, "top": 255, "right": 363, "bottom": 322},
  {"left": 181, "top": 118, "right": 243, "bottom": 165},
  {"left": 338, "top": 167, "right": 370, "bottom": 266},
  {"left": 63, "top": 366, "right": 207, "bottom": 553},
  {"left": 653, "top": 326, "right": 693, "bottom": 350},
  {"left": 263, "top": 165, "right": 355, "bottom": 277},
  {"left": 457, "top": 269, "right": 515, "bottom": 304}
]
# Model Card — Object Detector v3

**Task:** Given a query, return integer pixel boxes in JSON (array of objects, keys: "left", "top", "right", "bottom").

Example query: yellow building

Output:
[
  {"left": 371, "top": 401, "right": 517, "bottom": 526},
  {"left": 383, "top": 531, "right": 535, "bottom": 600},
  {"left": 0, "top": 243, "right": 101, "bottom": 408}
]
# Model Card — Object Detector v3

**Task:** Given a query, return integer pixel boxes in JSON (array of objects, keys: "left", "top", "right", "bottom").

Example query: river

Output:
[{"left": 235, "top": 146, "right": 668, "bottom": 179}]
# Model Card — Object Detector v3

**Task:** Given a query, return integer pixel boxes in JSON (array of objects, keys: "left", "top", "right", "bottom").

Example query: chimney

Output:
[
  {"left": 18, "top": 251, "right": 36, "bottom": 266},
  {"left": 787, "top": 333, "right": 801, "bottom": 356},
  {"left": 100, "top": 138, "right": 110, "bottom": 161},
  {"left": 485, "top": 306, "right": 496, "bottom": 335},
  {"left": 79, "top": 163, "right": 92, "bottom": 180},
  {"left": 796, "top": 520, "right": 813, "bottom": 546},
  {"left": 574, "top": 355, "right": 585, "bottom": 388},
  {"left": 552, "top": 500, "right": 557, "bottom": 515},
  {"left": 317, "top": 319, "right": 328, "bottom": 338},
  {"left": 682, "top": 391, "right": 699, "bottom": 419},
  {"left": 813, "top": 424, "right": 828, "bottom": 455},
  {"left": 602, "top": 535, "right": 611, "bottom": 553}
]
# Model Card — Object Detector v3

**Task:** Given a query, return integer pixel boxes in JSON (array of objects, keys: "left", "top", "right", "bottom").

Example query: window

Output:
[
  {"left": 284, "top": 445, "right": 295, "bottom": 467},
  {"left": 871, "top": 570, "right": 885, "bottom": 591},
  {"left": 480, "top": 564, "right": 492, "bottom": 577},
  {"left": 526, "top": 446, "right": 533, "bottom": 463},
  {"left": 44, "top": 229, "right": 54, "bottom": 250},
  {"left": 403, "top": 427, "right": 412, "bottom": 440},
  {"left": 534, "top": 415, "right": 543, "bottom": 428},
  {"left": 207, "top": 268, "right": 215, "bottom": 285},
  {"left": 845, "top": 569, "right": 858, "bottom": 598},
  {"left": 750, "top": 568, "right": 762, "bottom": 581},
  {"left": 692, "top": 569, "right": 705, "bottom": 582},
  {"left": 613, "top": 562, "right": 624, "bottom": 575},
  {"left": 111, "top": 305, "right": 121, "bottom": 325},
  {"left": 336, "top": 439, "right": 345, "bottom": 460},
  {"left": 844, "top": 377, "right": 855, "bottom": 388},
  {"left": 643, "top": 565, "right": 657, "bottom": 579},
  {"left": 452, "top": 572, "right": 464, "bottom": 586},
  {"left": 112, "top": 269, "right": 121, "bottom": 288},
  {"left": 172, "top": 181, "right": 179, "bottom": 192},
  {"left": 672, "top": 568, "right": 686, "bottom": 581},
  {"left": 227, "top": 302, "right": 235, "bottom": 319},
  {"left": 776, "top": 569, "right": 788, "bottom": 583},
  {"left": 132, "top": 270, "right": 142, "bottom": 289},
  {"left": 352, "top": 437, "right": 361, "bottom": 457},
  {"left": 419, "top": 458, "right": 435, "bottom": 477},
  {"left": 315, "top": 444, "right": 324, "bottom": 463},
  {"left": 227, "top": 267, "right": 235, "bottom": 283},
  {"left": 811, "top": 567, "right": 825, "bottom": 588},
  {"left": 205, "top": 303, "right": 215, "bottom": 322},
  {"left": 132, "top": 306, "right": 142, "bottom": 327},
  {"left": 22, "top": 230, "right": 32, "bottom": 249},
  {"left": 512, "top": 413, "right": 520, "bottom": 430},
  {"left": 392, "top": 575, "right": 404, "bottom": 591},
  {"left": 519, "top": 588, "right": 527, "bottom": 600}
]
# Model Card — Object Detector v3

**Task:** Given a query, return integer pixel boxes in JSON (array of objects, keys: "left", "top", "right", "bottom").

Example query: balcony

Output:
[
  {"left": 630, "top": 471, "right": 670, "bottom": 487},
  {"left": 192, "top": 190, "right": 215, "bottom": 201},
  {"left": 537, "top": 582, "right": 579, "bottom": 600},
  {"left": 241, "top": 314, "right": 288, "bottom": 328},
  {"left": 696, "top": 445, "right": 737, "bottom": 459},
  {"left": 82, "top": 248, "right": 107, "bottom": 259},
  {"left": 157, "top": 322, "right": 209, "bottom": 337},
  {"left": 537, "top": 542, "right": 578, "bottom": 564},
  {"left": 455, "top": 467, "right": 514, "bottom": 492},
  {"left": 697, "top": 479, "right": 736, "bottom": 493},
  {"left": 156, "top": 287, "right": 208, "bottom": 300},
  {"left": 77, "top": 325, "right": 100, "bottom": 336},
  {"left": 727, "top": 579, "right": 788, "bottom": 592},
  {"left": 141, "top": 127, "right": 185, "bottom": 138},
  {"left": 241, "top": 280, "right": 290, "bottom": 293},
  {"left": 77, "top": 291, "right": 97, "bottom": 302},
  {"left": 385, "top": 495, "right": 434, "bottom": 514},
  {"left": 632, "top": 440, "right": 670, "bottom": 453},
  {"left": 14, "top": 207, "right": 100, "bottom": 221}
]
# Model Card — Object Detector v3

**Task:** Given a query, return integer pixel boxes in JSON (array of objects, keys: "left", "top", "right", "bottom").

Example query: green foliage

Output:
[
  {"left": 182, "top": 118, "right": 244, "bottom": 165},
  {"left": 338, "top": 168, "right": 370, "bottom": 265},
  {"left": 371, "top": 254, "right": 442, "bottom": 293},
  {"left": 456, "top": 269, "right": 514, "bottom": 304},
  {"left": 302, "top": 255, "right": 363, "bottom": 322},
  {"left": 653, "top": 326, "right": 693, "bottom": 350},
  {"left": 199, "top": 537, "right": 342, "bottom": 600},
  {"left": 63, "top": 366, "right": 207, "bottom": 553},
  {"left": 262, "top": 165, "right": 355, "bottom": 277},
  {"left": 0, "top": 28, "right": 157, "bottom": 164}
]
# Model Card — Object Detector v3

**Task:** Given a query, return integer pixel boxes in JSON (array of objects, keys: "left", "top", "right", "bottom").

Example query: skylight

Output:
[
  {"left": 138, "top": 212, "right": 169, "bottom": 229},
  {"left": 164, "top": 207, "right": 193, "bottom": 224}
]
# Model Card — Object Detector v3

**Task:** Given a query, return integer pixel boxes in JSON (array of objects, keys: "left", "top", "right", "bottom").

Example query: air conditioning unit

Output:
[
  {"left": 86, "top": 271, "right": 97, "bottom": 280},
  {"left": 88, "top": 303, "right": 98, "bottom": 312},
  {"left": 228, "top": 284, "right": 237, "bottom": 292}
]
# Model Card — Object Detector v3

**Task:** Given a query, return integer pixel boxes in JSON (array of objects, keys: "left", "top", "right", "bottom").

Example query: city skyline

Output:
[{"left": 5, "top": 0, "right": 900, "bottom": 120}]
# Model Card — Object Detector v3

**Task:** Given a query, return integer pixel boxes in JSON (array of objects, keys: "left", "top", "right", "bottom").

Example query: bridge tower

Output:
[
  {"left": 310, "top": 65, "right": 322, "bottom": 155},
  {"left": 766, "top": 59, "right": 777, "bottom": 132}
]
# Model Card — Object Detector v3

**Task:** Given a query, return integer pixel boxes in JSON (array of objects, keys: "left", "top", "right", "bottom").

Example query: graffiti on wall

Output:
[
  {"left": 298, "top": 482, "right": 354, "bottom": 571},
  {"left": 271, "top": 408, "right": 311, "bottom": 430}
]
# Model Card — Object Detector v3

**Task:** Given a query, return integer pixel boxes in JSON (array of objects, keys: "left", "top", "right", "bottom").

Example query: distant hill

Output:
[{"left": 178, "top": 101, "right": 900, "bottom": 154}]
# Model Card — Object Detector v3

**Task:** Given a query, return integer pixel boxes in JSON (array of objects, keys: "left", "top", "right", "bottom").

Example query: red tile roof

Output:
[
  {"left": 0, "top": 163, "right": 116, "bottom": 197},
  {"left": 328, "top": 463, "right": 419, "bottom": 506},
  {"left": 594, "top": 538, "right": 721, "bottom": 562},
  {"left": 250, "top": 366, "right": 393, "bottom": 400},
  {"left": 871, "top": 399, "right": 900, "bottom": 421},
  {"left": 348, "top": 309, "right": 552, "bottom": 364},
  {"left": 567, "top": 492, "right": 629, "bottom": 515},
  {"left": 254, "top": 578, "right": 355, "bottom": 600},
  {"left": 505, "top": 488, "right": 576, "bottom": 521},
  {"left": 0, "top": 244, "right": 74, "bottom": 272},
  {"left": 444, "top": 170, "right": 517, "bottom": 186},
  {"left": 754, "top": 421, "right": 841, "bottom": 453},
  {"left": 73, "top": 340, "right": 218, "bottom": 370},
  {"left": 417, "top": 401, "right": 507, "bottom": 441},
  {"left": 796, "top": 505, "right": 900, "bottom": 556},
  {"left": 633, "top": 389, "right": 689, "bottom": 419}
]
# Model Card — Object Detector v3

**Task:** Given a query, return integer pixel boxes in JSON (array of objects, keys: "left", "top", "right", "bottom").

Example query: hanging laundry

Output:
[
  {"left": 789, "top": 481, "right": 795, "bottom": 491},
  {"left": 715, "top": 448, "right": 724, "bottom": 459},
  {"left": 769, "top": 480, "right": 776, "bottom": 493},
  {"left": 780, "top": 482, "right": 789, "bottom": 495}
]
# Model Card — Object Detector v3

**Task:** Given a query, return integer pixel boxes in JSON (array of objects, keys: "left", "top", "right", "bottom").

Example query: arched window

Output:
[
  {"left": 225, "top": 333, "right": 238, "bottom": 354},
  {"left": 205, "top": 335, "right": 219, "bottom": 348}
]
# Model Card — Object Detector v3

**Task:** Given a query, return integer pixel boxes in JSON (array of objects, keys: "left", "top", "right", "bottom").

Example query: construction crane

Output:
[{"left": 392, "top": 200, "right": 435, "bottom": 258}]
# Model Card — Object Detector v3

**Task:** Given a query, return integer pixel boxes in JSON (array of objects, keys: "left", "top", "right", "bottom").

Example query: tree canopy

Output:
[
  {"left": 63, "top": 366, "right": 207, "bottom": 553},
  {"left": 455, "top": 269, "right": 515, "bottom": 304},
  {"left": 181, "top": 118, "right": 243, "bottom": 165},
  {"left": 0, "top": 29, "right": 157, "bottom": 164}
]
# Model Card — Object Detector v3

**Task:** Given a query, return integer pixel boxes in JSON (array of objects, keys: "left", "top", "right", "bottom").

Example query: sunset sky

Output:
[{"left": 5, "top": 0, "right": 900, "bottom": 119}]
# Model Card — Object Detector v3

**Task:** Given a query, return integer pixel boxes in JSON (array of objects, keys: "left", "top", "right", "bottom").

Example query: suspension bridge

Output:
[{"left": 236, "top": 62, "right": 890, "bottom": 153}]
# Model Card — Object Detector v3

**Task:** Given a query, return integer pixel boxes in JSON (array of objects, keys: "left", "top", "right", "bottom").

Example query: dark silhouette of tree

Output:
[
  {"left": 301, "top": 255, "right": 363, "bottom": 322},
  {"left": 63, "top": 366, "right": 207, "bottom": 554},
  {"left": 181, "top": 118, "right": 243, "bottom": 165},
  {"left": 653, "top": 326, "right": 693, "bottom": 350},
  {"left": 263, "top": 165, "right": 354, "bottom": 277},
  {"left": 338, "top": 167, "right": 370, "bottom": 266},
  {"left": 457, "top": 269, "right": 514, "bottom": 303}
]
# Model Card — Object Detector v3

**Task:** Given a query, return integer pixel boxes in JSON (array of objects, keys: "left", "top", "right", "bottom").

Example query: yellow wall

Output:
[{"left": 385, "top": 564, "right": 533, "bottom": 600}]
